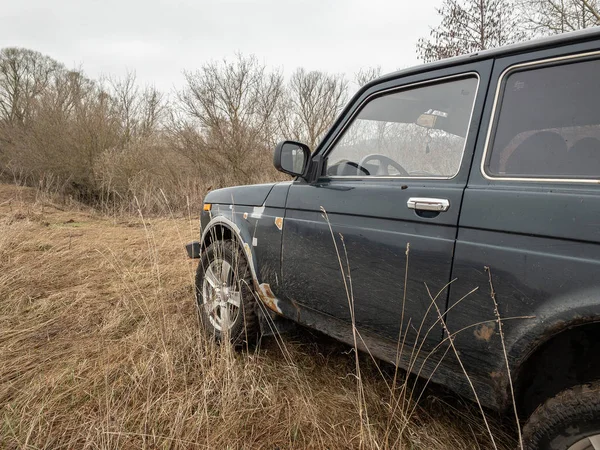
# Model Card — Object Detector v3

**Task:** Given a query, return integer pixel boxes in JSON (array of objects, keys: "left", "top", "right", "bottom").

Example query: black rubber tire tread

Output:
[
  {"left": 522, "top": 382, "right": 600, "bottom": 450},
  {"left": 195, "top": 239, "right": 259, "bottom": 346}
]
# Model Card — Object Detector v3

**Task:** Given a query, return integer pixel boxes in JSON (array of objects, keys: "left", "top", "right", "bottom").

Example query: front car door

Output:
[{"left": 279, "top": 61, "right": 492, "bottom": 355}]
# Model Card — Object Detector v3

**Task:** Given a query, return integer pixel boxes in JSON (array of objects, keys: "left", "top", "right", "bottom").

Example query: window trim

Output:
[
  {"left": 481, "top": 50, "right": 600, "bottom": 184},
  {"left": 322, "top": 72, "right": 481, "bottom": 180}
]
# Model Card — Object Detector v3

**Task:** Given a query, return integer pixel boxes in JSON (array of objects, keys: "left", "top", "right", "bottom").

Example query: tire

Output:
[
  {"left": 195, "top": 239, "right": 259, "bottom": 346},
  {"left": 523, "top": 382, "right": 600, "bottom": 450}
]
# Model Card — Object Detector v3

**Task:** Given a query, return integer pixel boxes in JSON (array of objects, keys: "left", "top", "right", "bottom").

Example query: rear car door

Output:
[
  {"left": 280, "top": 62, "right": 492, "bottom": 350},
  {"left": 446, "top": 43, "right": 600, "bottom": 410}
]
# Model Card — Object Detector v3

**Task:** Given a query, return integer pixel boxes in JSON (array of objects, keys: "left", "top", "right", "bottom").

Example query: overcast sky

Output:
[{"left": 1, "top": 0, "right": 443, "bottom": 92}]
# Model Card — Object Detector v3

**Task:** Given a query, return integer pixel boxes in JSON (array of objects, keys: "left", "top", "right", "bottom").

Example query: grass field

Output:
[{"left": 0, "top": 184, "right": 516, "bottom": 449}]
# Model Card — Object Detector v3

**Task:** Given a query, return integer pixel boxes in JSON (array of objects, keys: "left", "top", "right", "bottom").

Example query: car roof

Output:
[{"left": 372, "top": 27, "right": 600, "bottom": 86}]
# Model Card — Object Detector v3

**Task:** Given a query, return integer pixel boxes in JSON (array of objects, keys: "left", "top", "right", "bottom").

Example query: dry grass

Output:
[{"left": 0, "top": 184, "right": 516, "bottom": 449}]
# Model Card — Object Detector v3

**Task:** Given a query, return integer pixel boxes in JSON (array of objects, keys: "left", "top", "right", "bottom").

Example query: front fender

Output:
[
  {"left": 199, "top": 208, "right": 284, "bottom": 315},
  {"left": 201, "top": 212, "right": 258, "bottom": 278},
  {"left": 204, "top": 183, "right": 276, "bottom": 207}
]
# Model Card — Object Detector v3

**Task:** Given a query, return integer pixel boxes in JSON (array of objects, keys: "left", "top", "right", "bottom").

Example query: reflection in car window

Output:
[
  {"left": 487, "top": 58, "right": 600, "bottom": 179},
  {"left": 325, "top": 76, "right": 478, "bottom": 178}
]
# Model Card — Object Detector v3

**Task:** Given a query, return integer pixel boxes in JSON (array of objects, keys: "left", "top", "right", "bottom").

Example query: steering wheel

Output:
[{"left": 358, "top": 154, "right": 410, "bottom": 177}]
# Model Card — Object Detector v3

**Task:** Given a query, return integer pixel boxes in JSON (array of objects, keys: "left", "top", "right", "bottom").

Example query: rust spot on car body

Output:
[
  {"left": 489, "top": 370, "right": 507, "bottom": 401},
  {"left": 274, "top": 217, "right": 283, "bottom": 231},
  {"left": 257, "top": 283, "right": 282, "bottom": 314},
  {"left": 474, "top": 322, "right": 496, "bottom": 341}
]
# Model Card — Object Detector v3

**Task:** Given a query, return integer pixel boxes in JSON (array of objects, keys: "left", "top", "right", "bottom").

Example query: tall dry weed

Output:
[{"left": 0, "top": 184, "right": 516, "bottom": 449}]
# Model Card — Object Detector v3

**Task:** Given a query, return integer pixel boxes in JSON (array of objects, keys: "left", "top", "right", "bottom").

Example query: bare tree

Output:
[
  {"left": 354, "top": 66, "right": 382, "bottom": 88},
  {"left": 279, "top": 69, "right": 348, "bottom": 151},
  {"left": 519, "top": 0, "right": 600, "bottom": 35},
  {"left": 177, "top": 53, "right": 284, "bottom": 184},
  {"left": 0, "top": 46, "right": 359, "bottom": 210},
  {"left": 28, "top": 77, "right": 119, "bottom": 186},
  {"left": 45, "top": 69, "right": 95, "bottom": 119},
  {"left": 138, "top": 85, "right": 165, "bottom": 137},
  {"left": 109, "top": 72, "right": 138, "bottom": 143},
  {"left": 109, "top": 71, "right": 165, "bottom": 143},
  {"left": 417, "top": 0, "right": 527, "bottom": 62},
  {"left": 0, "top": 56, "right": 125, "bottom": 200},
  {"left": 0, "top": 48, "right": 62, "bottom": 126}
]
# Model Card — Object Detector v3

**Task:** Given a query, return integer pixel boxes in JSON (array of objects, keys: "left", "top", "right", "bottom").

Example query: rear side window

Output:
[{"left": 485, "top": 57, "right": 600, "bottom": 179}]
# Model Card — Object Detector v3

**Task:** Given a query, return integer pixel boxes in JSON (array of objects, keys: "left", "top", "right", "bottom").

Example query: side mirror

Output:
[{"left": 273, "top": 141, "right": 310, "bottom": 177}]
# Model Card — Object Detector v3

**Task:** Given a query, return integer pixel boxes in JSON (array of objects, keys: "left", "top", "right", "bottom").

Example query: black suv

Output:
[{"left": 187, "top": 28, "right": 600, "bottom": 449}]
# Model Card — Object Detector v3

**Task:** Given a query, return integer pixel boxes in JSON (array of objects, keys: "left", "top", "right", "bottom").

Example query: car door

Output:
[
  {"left": 445, "top": 43, "right": 600, "bottom": 410},
  {"left": 280, "top": 61, "right": 492, "bottom": 351}
]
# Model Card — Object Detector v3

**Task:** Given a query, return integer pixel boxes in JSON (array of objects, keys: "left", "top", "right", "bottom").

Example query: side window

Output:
[
  {"left": 486, "top": 57, "right": 600, "bottom": 179},
  {"left": 325, "top": 76, "right": 479, "bottom": 178}
]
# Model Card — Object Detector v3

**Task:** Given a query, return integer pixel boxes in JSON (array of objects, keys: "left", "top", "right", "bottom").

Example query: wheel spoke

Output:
[
  {"left": 228, "top": 291, "right": 241, "bottom": 308},
  {"left": 203, "top": 298, "right": 217, "bottom": 312},
  {"left": 220, "top": 260, "right": 232, "bottom": 284},
  {"left": 220, "top": 304, "right": 231, "bottom": 327},
  {"left": 201, "top": 256, "right": 241, "bottom": 332},
  {"left": 205, "top": 265, "right": 219, "bottom": 288},
  {"left": 568, "top": 434, "right": 600, "bottom": 450}
]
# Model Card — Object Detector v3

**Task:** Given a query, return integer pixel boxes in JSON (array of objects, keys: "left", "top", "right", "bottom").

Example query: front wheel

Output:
[
  {"left": 195, "top": 239, "right": 259, "bottom": 346},
  {"left": 523, "top": 383, "right": 600, "bottom": 450}
]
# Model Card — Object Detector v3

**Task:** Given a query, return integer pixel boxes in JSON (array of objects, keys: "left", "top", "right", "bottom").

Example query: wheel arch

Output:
[
  {"left": 511, "top": 313, "right": 600, "bottom": 418},
  {"left": 200, "top": 214, "right": 283, "bottom": 314},
  {"left": 201, "top": 215, "right": 258, "bottom": 279}
]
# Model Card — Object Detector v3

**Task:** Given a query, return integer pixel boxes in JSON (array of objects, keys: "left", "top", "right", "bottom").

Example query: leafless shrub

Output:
[{"left": 0, "top": 47, "right": 391, "bottom": 215}]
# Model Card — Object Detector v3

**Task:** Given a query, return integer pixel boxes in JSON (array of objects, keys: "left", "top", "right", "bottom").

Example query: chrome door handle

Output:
[{"left": 407, "top": 197, "right": 450, "bottom": 212}]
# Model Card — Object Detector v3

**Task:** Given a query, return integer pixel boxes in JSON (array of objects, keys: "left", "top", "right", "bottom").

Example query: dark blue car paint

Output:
[
  {"left": 444, "top": 41, "right": 600, "bottom": 410},
  {"left": 195, "top": 29, "right": 600, "bottom": 415},
  {"left": 204, "top": 182, "right": 277, "bottom": 206}
]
